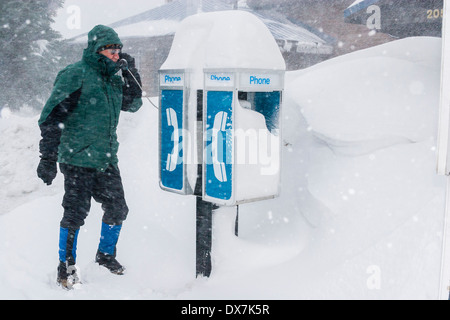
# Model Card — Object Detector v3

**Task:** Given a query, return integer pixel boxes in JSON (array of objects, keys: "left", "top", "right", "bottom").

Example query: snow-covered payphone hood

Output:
[{"left": 161, "top": 10, "right": 286, "bottom": 88}]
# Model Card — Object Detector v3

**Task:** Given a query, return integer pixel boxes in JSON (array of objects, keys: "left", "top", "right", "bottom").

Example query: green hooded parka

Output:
[{"left": 39, "top": 25, "right": 142, "bottom": 171}]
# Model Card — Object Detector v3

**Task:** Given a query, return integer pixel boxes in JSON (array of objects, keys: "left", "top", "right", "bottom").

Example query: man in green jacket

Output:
[{"left": 37, "top": 25, "right": 143, "bottom": 289}]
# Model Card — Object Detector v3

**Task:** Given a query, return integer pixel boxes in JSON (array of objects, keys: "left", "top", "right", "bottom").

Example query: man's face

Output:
[{"left": 99, "top": 48, "right": 120, "bottom": 63}]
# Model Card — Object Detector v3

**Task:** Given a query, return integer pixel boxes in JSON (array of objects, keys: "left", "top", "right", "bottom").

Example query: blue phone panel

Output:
[
  {"left": 160, "top": 90, "right": 184, "bottom": 191},
  {"left": 205, "top": 91, "right": 233, "bottom": 201}
]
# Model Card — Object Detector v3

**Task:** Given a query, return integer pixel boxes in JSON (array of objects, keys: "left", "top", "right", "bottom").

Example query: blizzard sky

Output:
[{"left": 52, "top": 0, "right": 166, "bottom": 39}]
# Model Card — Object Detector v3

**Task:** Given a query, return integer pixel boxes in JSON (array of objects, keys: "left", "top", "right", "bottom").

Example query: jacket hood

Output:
[
  {"left": 87, "top": 25, "right": 122, "bottom": 53},
  {"left": 83, "top": 25, "right": 122, "bottom": 77}
]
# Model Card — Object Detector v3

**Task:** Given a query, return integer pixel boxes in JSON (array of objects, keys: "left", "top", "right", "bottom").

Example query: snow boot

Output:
[
  {"left": 95, "top": 249, "right": 125, "bottom": 275},
  {"left": 95, "top": 222, "right": 125, "bottom": 275},
  {"left": 57, "top": 261, "right": 80, "bottom": 290},
  {"left": 57, "top": 227, "right": 80, "bottom": 289}
]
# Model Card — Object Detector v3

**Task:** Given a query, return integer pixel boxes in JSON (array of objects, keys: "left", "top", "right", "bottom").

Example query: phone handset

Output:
[
  {"left": 211, "top": 111, "right": 228, "bottom": 182},
  {"left": 166, "top": 107, "right": 180, "bottom": 172}
]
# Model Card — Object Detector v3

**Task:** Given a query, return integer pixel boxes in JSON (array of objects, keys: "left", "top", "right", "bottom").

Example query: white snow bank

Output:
[
  {"left": 0, "top": 109, "right": 63, "bottom": 216},
  {"left": 286, "top": 37, "right": 442, "bottom": 145},
  {"left": 0, "top": 37, "right": 446, "bottom": 299}
]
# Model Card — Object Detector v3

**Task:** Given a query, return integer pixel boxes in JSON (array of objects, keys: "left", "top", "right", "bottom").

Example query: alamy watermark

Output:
[
  {"left": 366, "top": 5, "right": 381, "bottom": 30},
  {"left": 366, "top": 265, "right": 381, "bottom": 290},
  {"left": 164, "top": 127, "right": 280, "bottom": 176},
  {"left": 66, "top": 5, "right": 81, "bottom": 30}
]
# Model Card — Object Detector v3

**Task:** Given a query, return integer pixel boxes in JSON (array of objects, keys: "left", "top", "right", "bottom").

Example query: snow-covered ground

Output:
[{"left": 0, "top": 36, "right": 446, "bottom": 300}]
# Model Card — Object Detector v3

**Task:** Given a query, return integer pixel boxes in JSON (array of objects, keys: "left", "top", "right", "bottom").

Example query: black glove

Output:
[
  {"left": 37, "top": 159, "right": 57, "bottom": 185},
  {"left": 118, "top": 53, "right": 136, "bottom": 72},
  {"left": 119, "top": 53, "right": 143, "bottom": 107}
]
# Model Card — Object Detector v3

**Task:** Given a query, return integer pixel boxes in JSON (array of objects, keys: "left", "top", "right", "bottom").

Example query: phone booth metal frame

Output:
[
  {"left": 202, "top": 68, "right": 285, "bottom": 206},
  {"left": 158, "top": 69, "right": 195, "bottom": 195}
]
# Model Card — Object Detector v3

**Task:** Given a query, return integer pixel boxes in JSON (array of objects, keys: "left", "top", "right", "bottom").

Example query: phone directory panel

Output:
[
  {"left": 204, "top": 91, "right": 234, "bottom": 204},
  {"left": 160, "top": 89, "right": 184, "bottom": 192}
]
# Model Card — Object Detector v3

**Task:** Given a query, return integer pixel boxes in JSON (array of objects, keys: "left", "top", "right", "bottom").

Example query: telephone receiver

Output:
[
  {"left": 211, "top": 111, "right": 228, "bottom": 183},
  {"left": 166, "top": 107, "right": 180, "bottom": 172},
  {"left": 118, "top": 59, "right": 128, "bottom": 71}
]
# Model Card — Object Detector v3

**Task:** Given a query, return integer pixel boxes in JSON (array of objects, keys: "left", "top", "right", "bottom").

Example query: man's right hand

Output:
[
  {"left": 119, "top": 53, "right": 136, "bottom": 71},
  {"left": 37, "top": 159, "right": 57, "bottom": 185}
]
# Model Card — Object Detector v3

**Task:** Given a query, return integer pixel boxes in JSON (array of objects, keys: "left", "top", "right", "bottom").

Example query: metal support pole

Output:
[
  {"left": 194, "top": 88, "right": 212, "bottom": 277},
  {"left": 196, "top": 196, "right": 213, "bottom": 277}
]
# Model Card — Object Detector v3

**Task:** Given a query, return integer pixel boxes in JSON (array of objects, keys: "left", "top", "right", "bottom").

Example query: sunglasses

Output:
[{"left": 106, "top": 49, "right": 121, "bottom": 55}]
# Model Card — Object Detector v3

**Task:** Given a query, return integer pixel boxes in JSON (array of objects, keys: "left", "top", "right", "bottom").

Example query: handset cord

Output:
[{"left": 119, "top": 59, "right": 158, "bottom": 110}]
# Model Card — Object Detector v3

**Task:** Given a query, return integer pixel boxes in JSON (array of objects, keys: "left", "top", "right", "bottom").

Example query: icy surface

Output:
[{"left": 0, "top": 37, "right": 446, "bottom": 299}]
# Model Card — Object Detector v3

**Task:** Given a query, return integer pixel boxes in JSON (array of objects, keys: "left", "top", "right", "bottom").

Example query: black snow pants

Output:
[{"left": 59, "top": 164, "right": 129, "bottom": 229}]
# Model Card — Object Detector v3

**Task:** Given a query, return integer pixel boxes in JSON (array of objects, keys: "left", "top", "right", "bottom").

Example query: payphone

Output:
[{"left": 158, "top": 10, "right": 286, "bottom": 276}]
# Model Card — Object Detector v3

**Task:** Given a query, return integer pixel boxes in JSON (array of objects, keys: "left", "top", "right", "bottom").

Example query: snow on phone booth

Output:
[{"left": 159, "top": 10, "right": 285, "bottom": 206}]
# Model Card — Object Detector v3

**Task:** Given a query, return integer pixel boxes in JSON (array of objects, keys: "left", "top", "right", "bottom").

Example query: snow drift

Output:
[{"left": 0, "top": 37, "right": 446, "bottom": 299}]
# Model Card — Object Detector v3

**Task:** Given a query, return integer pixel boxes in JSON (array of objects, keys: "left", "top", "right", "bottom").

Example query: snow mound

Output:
[
  {"left": 0, "top": 109, "right": 63, "bottom": 216},
  {"left": 287, "top": 37, "right": 442, "bottom": 145}
]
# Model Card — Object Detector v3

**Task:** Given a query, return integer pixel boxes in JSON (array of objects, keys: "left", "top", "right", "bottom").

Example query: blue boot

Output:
[{"left": 96, "top": 222, "right": 125, "bottom": 275}]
